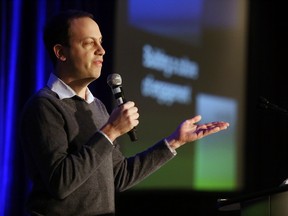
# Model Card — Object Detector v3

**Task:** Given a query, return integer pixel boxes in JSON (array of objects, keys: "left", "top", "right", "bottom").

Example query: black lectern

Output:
[{"left": 218, "top": 185, "right": 288, "bottom": 216}]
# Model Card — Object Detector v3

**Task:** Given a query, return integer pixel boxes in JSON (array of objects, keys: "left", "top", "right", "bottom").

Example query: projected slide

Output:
[{"left": 114, "top": 0, "right": 247, "bottom": 191}]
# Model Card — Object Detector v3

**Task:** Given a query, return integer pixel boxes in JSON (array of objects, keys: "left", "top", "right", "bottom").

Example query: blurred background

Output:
[{"left": 1, "top": 0, "right": 288, "bottom": 215}]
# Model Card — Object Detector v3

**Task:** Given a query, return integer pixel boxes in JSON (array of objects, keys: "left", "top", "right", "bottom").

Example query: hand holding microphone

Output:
[{"left": 107, "top": 73, "right": 138, "bottom": 142}]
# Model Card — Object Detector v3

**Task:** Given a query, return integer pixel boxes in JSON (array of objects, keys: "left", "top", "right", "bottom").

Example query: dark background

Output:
[{"left": 1, "top": 0, "right": 288, "bottom": 215}]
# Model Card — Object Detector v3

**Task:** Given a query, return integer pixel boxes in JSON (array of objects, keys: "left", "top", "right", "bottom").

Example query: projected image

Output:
[
  {"left": 194, "top": 94, "right": 237, "bottom": 190},
  {"left": 114, "top": 0, "right": 246, "bottom": 191},
  {"left": 128, "top": 0, "right": 203, "bottom": 45}
]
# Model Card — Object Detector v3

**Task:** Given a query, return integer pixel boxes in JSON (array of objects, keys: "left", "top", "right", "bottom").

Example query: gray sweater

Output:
[{"left": 20, "top": 87, "right": 174, "bottom": 216}]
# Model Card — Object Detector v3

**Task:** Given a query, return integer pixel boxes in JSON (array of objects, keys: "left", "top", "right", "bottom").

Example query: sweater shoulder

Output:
[
  {"left": 36, "top": 86, "right": 58, "bottom": 100},
  {"left": 25, "top": 86, "right": 58, "bottom": 103},
  {"left": 22, "top": 87, "right": 61, "bottom": 113}
]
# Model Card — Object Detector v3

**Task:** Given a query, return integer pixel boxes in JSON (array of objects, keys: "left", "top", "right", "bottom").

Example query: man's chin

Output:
[{"left": 86, "top": 75, "right": 100, "bottom": 83}]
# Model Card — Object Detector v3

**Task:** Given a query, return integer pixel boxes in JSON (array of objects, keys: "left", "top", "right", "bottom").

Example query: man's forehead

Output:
[{"left": 69, "top": 17, "right": 101, "bottom": 37}]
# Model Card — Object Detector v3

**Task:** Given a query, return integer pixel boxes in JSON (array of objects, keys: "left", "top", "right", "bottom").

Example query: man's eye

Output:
[{"left": 83, "top": 41, "right": 94, "bottom": 46}]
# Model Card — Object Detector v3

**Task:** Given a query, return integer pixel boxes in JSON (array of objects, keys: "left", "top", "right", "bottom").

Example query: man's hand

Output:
[
  {"left": 165, "top": 115, "right": 229, "bottom": 150},
  {"left": 100, "top": 101, "right": 139, "bottom": 142}
]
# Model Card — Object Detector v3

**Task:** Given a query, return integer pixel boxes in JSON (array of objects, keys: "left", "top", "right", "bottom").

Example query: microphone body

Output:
[
  {"left": 258, "top": 96, "right": 288, "bottom": 116},
  {"left": 107, "top": 73, "right": 138, "bottom": 142}
]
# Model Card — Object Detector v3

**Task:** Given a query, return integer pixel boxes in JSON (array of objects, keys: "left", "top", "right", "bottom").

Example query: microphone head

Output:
[
  {"left": 259, "top": 96, "right": 269, "bottom": 105},
  {"left": 107, "top": 73, "right": 122, "bottom": 87}
]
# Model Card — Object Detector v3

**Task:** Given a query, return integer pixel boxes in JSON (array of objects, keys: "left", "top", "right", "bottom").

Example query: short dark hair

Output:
[{"left": 43, "top": 10, "right": 94, "bottom": 66}]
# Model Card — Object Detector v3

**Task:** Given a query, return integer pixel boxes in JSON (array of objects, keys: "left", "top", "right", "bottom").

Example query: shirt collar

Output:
[{"left": 47, "top": 73, "right": 95, "bottom": 104}]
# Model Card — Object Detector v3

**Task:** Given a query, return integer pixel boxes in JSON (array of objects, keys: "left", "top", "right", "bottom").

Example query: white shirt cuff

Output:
[
  {"left": 164, "top": 139, "right": 177, "bottom": 156},
  {"left": 98, "top": 130, "right": 114, "bottom": 146}
]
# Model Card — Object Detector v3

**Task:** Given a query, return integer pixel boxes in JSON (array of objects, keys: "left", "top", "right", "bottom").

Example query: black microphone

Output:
[
  {"left": 258, "top": 96, "right": 288, "bottom": 115},
  {"left": 107, "top": 73, "right": 138, "bottom": 142}
]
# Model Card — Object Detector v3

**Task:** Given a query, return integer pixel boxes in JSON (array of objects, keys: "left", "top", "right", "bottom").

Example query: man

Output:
[{"left": 20, "top": 10, "right": 229, "bottom": 216}]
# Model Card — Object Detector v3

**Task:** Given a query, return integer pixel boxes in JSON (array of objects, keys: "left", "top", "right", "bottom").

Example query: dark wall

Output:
[{"left": 245, "top": 0, "right": 288, "bottom": 192}]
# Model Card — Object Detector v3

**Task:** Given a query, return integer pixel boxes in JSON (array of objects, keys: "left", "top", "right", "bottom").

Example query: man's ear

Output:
[{"left": 53, "top": 44, "right": 67, "bottom": 62}]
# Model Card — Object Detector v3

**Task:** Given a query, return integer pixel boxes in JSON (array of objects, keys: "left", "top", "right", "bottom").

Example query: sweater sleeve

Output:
[{"left": 112, "top": 139, "right": 176, "bottom": 192}]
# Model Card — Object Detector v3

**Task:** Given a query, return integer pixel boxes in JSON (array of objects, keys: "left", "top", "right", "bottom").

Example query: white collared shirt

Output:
[{"left": 47, "top": 72, "right": 95, "bottom": 104}]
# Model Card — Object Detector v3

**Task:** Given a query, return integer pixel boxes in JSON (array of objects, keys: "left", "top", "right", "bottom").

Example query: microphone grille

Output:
[{"left": 107, "top": 73, "right": 122, "bottom": 87}]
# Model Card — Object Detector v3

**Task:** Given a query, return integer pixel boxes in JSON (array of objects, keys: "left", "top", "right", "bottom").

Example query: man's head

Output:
[
  {"left": 44, "top": 10, "right": 94, "bottom": 66},
  {"left": 43, "top": 10, "right": 105, "bottom": 84}
]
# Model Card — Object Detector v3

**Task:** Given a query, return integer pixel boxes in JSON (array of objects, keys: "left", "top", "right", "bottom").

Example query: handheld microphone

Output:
[
  {"left": 107, "top": 73, "right": 138, "bottom": 142},
  {"left": 258, "top": 96, "right": 288, "bottom": 116}
]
